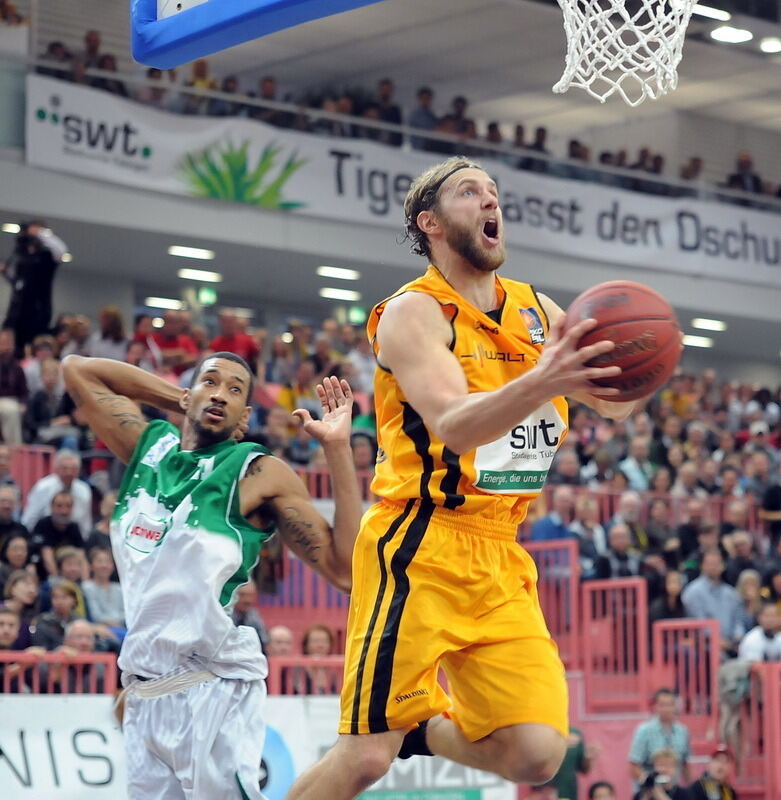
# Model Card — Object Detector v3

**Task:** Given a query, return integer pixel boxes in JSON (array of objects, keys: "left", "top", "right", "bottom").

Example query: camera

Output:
[{"left": 641, "top": 771, "right": 672, "bottom": 790}]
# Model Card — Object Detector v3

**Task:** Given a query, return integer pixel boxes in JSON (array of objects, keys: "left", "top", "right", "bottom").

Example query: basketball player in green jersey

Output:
[{"left": 62, "top": 352, "right": 362, "bottom": 800}]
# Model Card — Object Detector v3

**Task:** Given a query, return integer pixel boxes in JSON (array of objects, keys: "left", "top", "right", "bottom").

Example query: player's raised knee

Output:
[{"left": 493, "top": 724, "right": 567, "bottom": 785}]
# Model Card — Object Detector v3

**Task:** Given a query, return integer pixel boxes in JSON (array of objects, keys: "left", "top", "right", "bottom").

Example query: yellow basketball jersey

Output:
[{"left": 367, "top": 265, "right": 569, "bottom": 525}]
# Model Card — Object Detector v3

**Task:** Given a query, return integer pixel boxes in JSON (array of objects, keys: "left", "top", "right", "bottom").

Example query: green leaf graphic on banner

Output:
[{"left": 180, "top": 140, "right": 307, "bottom": 208}]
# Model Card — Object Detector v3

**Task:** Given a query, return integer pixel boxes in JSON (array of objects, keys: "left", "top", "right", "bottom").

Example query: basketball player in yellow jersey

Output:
[{"left": 286, "top": 157, "right": 649, "bottom": 800}]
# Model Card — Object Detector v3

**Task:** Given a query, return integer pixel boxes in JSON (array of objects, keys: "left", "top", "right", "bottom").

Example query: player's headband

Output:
[{"left": 420, "top": 163, "right": 479, "bottom": 210}]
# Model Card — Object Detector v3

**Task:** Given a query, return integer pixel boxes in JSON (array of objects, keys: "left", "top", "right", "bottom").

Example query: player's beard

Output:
[
  {"left": 191, "top": 415, "right": 233, "bottom": 448},
  {"left": 444, "top": 218, "right": 505, "bottom": 273}
]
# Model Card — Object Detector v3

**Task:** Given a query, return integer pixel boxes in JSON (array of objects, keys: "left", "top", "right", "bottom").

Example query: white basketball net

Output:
[{"left": 553, "top": 0, "right": 697, "bottom": 107}]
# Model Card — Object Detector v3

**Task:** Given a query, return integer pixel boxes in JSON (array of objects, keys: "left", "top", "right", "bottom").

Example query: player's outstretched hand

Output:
[
  {"left": 293, "top": 376, "right": 353, "bottom": 446},
  {"left": 536, "top": 314, "right": 622, "bottom": 398}
]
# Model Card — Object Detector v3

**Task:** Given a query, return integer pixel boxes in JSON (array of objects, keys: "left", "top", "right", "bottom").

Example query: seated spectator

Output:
[
  {"left": 38, "top": 40, "right": 73, "bottom": 80},
  {"left": 259, "top": 406, "right": 292, "bottom": 455},
  {"left": 727, "top": 152, "right": 763, "bottom": 194},
  {"left": 22, "top": 449, "right": 92, "bottom": 537},
  {"left": 47, "top": 619, "right": 106, "bottom": 693},
  {"left": 82, "top": 547, "right": 123, "bottom": 628},
  {"left": 735, "top": 568, "right": 763, "bottom": 635},
  {"left": 0, "top": 328, "right": 28, "bottom": 445},
  {"left": 2, "top": 570, "right": 38, "bottom": 648},
  {"left": 650, "top": 414, "right": 683, "bottom": 467},
  {"left": 22, "top": 335, "right": 57, "bottom": 395},
  {"left": 86, "top": 305, "right": 127, "bottom": 360},
  {"left": 183, "top": 58, "right": 217, "bottom": 114},
  {"left": 374, "top": 78, "right": 402, "bottom": 147},
  {"left": 723, "top": 530, "right": 759, "bottom": 585},
  {"left": 675, "top": 498, "right": 707, "bottom": 559},
  {"left": 294, "top": 623, "right": 338, "bottom": 695},
  {"left": 131, "top": 313, "right": 163, "bottom": 369},
  {"left": 688, "top": 747, "right": 737, "bottom": 800},
  {"left": 745, "top": 451, "right": 775, "bottom": 499},
  {"left": 548, "top": 448, "right": 583, "bottom": 486},
  {"left": 570, "top": 495, "right": 607, "bottom": 579},
  {"left": 207, "top": 75, "right": 243, "bottom": 116},
  {"left": 23, "top": 358, "right": 79, "bottom": 448},
  {"left": 628, "top": 689, "right": 690, "bottom": 785},
  {"left": 0, "top": 485, "right": 28, "bottom": 549},
  {"left": 152, "top": 310, "right": 198, "bottom": 375},
  {"left": 351, "top": 434, "right": 376, "bottom": 472},
  {"left": 84, "top": 491, "right": 116, "bottom": 553},
  {"left": 671, "top": 461, "right": 707, "bottom": 500},
  {"left": 719, "top": 498, "right": 749, "bottom": 540},
  {"left": 230, "top": 583, "right": 267, "bottom": 648},
  {"left": 31, "top": 579, "right": 82, "bottom": 650},
  {"left": 135, "top": 67, "right": 171, "bottom": 110},
  {"left": 266, "top": 624, "right": 294, "bottom": 657},
  {"left": 531, "top": 486, "right": 575, "bottom": 542},
  {"left": 595, "top": 524, "right": 641, "bottom": 580},
  {"left": 92, "top": 54, "right": 127, "bottom": 97},
  {"left": 209, "top": 310, "right": 260, "bottom": 367},
  {"left": 619, "top": 436, "right": 655, "bottom": 491},
  {"left": 45, "top": 547, "right": 88, "bottom": 618},
  {"left": 0, "top": 606, "right": 41, "bottom": 693},
  {"left": 697, "top": 459, "right": 721, "bottom": 495},
  {"left": 737, "top": 600, "right": 781, "bottom": 662},
  {"left": 309, "top": 333, "right": 342, "bottom": 380},
  {"left": 409, "top": 86, "right": 438, "bottom": 151},
  {"left": 76, "top": 28, "right": 102, "bottom": 69},
  {"left": 681, "top": 524, "right": 724, "bottom": 582},
  {"left": 0, "top": 534, "right": 32, "bottom": 595},
  {"left": 250, "top": 75, "right": 293, "bottom": 128},
  {"left": 646, "top": 498, "right": 675, "bottom": 552},
  {"left": 277, "top": 360, "right": 321, "bottom": 421},
  {"left": 682, "top": 549, "right": 743, "bottom": 654},
  {"left": 649, "top": 571, "right": 687, "bottom": 631},
  {"left": 285, "top": 423, "right": 318, "bottom": 466},
  {"left": 607, "top": 490, "right": 649, "bottom": 551},
  {"left": 632, "top": 748, "right": 690, "bottom": 800},
  {"left": 588, "top": 782, "right": 615, "bottom": 800},
  {"left": 761, "top": 567, "right": 781, "bottom": 614},
  {"left": 36, "top": 492, "right": 84, "bottom": 578},
  {"left": 760, "top": 474, "right": 781, "bottom": 546}
]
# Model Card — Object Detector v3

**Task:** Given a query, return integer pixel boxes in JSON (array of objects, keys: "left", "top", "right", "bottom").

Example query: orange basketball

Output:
[{"left": 564, "top": 280, "right": 681, "bottom": 402}]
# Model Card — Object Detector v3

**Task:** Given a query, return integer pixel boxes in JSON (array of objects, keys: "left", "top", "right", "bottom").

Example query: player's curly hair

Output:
[{"left": 403, "top": 156, "right": 482, "bottom": 259}]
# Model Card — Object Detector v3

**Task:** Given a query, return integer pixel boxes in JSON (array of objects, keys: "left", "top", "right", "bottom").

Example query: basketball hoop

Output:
[{"left": 553, "top": 0, "right": 697, "bottom": 107}]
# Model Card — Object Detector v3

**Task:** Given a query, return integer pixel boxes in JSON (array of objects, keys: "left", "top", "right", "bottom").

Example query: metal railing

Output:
[
  {"left": 2, "top": 48, "right": 781, "bottom": 215},
  {"left": 0, "top": 649, "right": 117, "bottom": 693}
]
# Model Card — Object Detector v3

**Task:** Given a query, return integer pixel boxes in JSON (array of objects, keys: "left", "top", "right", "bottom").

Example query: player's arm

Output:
[
  {"left": 61, "top": 356, "right": 184, "bottom": 463},
  {"left": 375, "top": 291, "right": 621, "bottom": 455},
  {"left": 241, "top": 378, "right": 361, "bottom": 593},
  {"left": 536, "top": 292, "right": 640, "bottom": 421}
]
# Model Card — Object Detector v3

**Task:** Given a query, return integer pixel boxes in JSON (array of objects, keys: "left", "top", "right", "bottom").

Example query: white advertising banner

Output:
[
  {"left": 1, "top": 694, "right": 515, "bottom": 799},
  {"left": 25, "top": 74, "right": 781, "bottom": 287}
]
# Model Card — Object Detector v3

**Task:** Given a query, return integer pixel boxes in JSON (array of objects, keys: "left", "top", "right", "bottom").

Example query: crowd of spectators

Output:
[
  {"left": 0, "top": 0, "right": 24, "bottom": 25},
  {"left": 34, "top": 30, "right": 781, "bottom": 202}
]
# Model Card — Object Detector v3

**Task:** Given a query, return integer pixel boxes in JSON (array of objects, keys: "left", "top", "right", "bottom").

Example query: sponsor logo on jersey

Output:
[
  {"left": 125, "top": 512, "right": 168, "bottom": 554},
  {"left": 520, "top": 307, "right": 545, "bottom": 345}
]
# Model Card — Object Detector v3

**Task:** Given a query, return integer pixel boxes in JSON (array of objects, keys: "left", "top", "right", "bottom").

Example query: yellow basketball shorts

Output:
[{"left": 339, "top": 499, "right": 569, "bottom": 741}]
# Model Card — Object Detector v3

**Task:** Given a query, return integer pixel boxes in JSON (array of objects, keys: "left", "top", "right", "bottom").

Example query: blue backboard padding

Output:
[{"left": 131, "top": 0, "right": 388, "bottom": 69}]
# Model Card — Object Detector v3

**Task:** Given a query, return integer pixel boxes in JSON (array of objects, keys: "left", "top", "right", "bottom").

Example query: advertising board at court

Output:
[
  {"left": 0, "top": 695, "right": 514, "bottom": 799},
  {"left": 26, "top": 74, "right": 781, "bottom": 288}
]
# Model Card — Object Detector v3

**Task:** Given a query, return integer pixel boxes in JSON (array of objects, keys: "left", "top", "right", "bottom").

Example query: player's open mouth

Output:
[
  {"left": 204, "top": 406, "right": 225, "bottom": 422},
  {"left": 482, "top": 218, "right": 499, "bottom": 245}
]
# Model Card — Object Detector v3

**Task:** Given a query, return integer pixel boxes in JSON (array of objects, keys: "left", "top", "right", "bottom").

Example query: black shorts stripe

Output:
[
  {"left": 367, "top": 498, "right": 435, "bottom": 733},
  {"left": 349, "top": 498, "right": 415, "bottom": 735},
  {"left": 440, "top": 446, "right": 466, "bottom": 510},
  {"left": 401, "top": 402, "right": 434, "bottom": 500}
]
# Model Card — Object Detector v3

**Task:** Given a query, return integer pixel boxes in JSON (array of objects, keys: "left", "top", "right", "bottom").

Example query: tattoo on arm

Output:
[
  {"left": 245, "top": 455, "right": 265, "bottom": 477},
  {"left": 279, "top": 505, "right": 321, "bottom": 565},
  {"left": 93, "top": 391, "right": 144, "bottom": 429}
]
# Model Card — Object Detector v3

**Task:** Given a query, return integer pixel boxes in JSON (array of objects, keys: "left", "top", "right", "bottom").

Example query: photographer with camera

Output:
[
  {"left": 633, "top": 749, "right": 691, "bottom": 800},
  {"left": 1, "top": 221, "right": 68, "bottom": 358}
]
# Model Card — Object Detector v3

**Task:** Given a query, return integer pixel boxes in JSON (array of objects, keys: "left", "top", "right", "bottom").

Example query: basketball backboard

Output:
[{"left": 132, "top": 0, "right": 389, "bottom": 69}]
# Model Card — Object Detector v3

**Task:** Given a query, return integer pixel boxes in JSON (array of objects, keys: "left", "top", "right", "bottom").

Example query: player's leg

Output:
[
  {"left": 427, "top": 532, "right": 569, "bottom": 784},
  {"left": 288, "top": 500, "right": 453, "bottom": 799},
  {"left": 426, "top": 718, "right": 566, "bottom": 784},
  {"left": 183, "top": 677, "right": 267, "bottom": 799},
  {"left": 286, "top": 729, "right": 405, "bottom": 799},
  {"left": 123, "top": 693, "right": 186, "bottom": 800}
]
